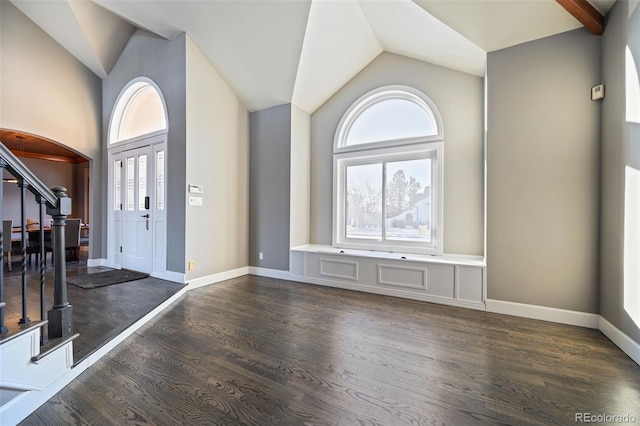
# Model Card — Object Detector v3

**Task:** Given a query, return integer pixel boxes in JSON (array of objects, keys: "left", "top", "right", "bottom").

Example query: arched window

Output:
[
  {"left": 333, "top": 86, "right": 443, "bottom": 255},
  {"left": 109, "top": 78, "right": 168, "bottom": 144}
]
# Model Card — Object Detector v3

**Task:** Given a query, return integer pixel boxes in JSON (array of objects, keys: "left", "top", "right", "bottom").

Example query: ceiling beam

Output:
[{"left": 556, "top": 0, "right": 605, "bottom": 35}]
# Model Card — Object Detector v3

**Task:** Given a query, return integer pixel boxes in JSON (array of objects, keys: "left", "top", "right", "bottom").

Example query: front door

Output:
[{"left": 121, "top": 145, "right": 153, "bottom": 273}]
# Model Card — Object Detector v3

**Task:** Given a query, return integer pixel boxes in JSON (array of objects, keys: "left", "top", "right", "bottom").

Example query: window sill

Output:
[{"left": 291, "top": 244, "right": 485, "bottom": 267}]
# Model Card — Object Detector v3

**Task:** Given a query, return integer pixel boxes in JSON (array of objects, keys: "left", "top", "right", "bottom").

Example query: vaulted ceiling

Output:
[{"left": 10, "top": 0, "right": 616, "bottom": 114}]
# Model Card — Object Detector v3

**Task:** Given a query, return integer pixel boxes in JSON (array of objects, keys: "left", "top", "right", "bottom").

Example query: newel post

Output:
[{"left": 47, "top": 186, "right": 73, "bottom": 339}]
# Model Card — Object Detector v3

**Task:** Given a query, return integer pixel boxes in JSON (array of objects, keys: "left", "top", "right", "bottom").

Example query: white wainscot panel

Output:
[
  {"left": 290, "top": 251, "right": 305, "bottom": 277},
  {"left": 425, "top": 264, "right": 455, "bottom": 298},
  {"left": 456, "top": 266, "right": 484, "bottom": 303},
  {"left": 320, "top": 257, "right": 359, "bottom": 281},
  {"left": 377, "top": 264, "right": 426, "bottom": 290},
  {"left": 292, "top": 245, "right": 485, "bottom": 311}
]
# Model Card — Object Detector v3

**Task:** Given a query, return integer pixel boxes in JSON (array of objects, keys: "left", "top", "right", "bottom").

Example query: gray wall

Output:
[
  {"left": 599, "top": 1, "right": 640, "bottom": 343},
  {"left": 0, "top": 2, "right": 102, "bottom": 257},
  {"left": 102, "top": 29, "right": 187, "bottom": 274},
  {"left": 310, "top": 52, "right": 484, "bottom": 255},
  {"left": 249, "top": 104, "right": 291, "bottom": 270},
  {"left": 487, "top": 28, "right": 601, "bottom": 313}
]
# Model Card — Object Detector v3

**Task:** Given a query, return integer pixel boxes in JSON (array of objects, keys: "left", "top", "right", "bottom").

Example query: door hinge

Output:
[{"left": 119, "top": 246, "right": 123, "bottom": 253}]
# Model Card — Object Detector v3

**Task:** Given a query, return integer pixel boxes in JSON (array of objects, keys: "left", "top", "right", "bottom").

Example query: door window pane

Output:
[
  {"left": 385, "top": 159, "right": 431, "bottom": 241},
  {"left": 126, "top": 157, "right": 135, "bottom": 211},
  {"left": 138, "top": 155, "right": 147, "bottom": 211},
  {"left": 346, "top": 163, "right": 382, "bottom": 239},
  {"left": 156, "top": 150, "right": 165, "bottom": 210},
  {"left": 114, "top": 160, "right": 122, "bottom": 211}
]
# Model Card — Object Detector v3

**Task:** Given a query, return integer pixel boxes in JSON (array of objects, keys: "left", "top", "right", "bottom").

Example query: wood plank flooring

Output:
[
  {"left": 1, "top": 250, "right": 184, "bottom": 363},
  {"left": 20, "top": 275, "right": 640, "bottom": 425}
]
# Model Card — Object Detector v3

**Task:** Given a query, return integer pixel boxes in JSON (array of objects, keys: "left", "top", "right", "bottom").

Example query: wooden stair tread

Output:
[{"left": 0, "top": 320, "right": 47, "bottom": 346}]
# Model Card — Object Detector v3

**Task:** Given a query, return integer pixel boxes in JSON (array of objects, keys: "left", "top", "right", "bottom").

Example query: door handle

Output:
[{"left": 141, "top": 214, "right": 150, "bottom": 219}]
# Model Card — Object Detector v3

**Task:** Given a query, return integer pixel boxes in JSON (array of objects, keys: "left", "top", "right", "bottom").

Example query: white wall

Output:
[
  {"left": 0, "top": 2, "right": 102, "bottom": 256},
  {"left": 290, "top": 105, "right": 311, "bottom": 248},
  {"left": 185, "top": 36, "right": 249, "bottom": 279},
  {"left": 600, "top": 0, "right": 640, "bottom": 343}
]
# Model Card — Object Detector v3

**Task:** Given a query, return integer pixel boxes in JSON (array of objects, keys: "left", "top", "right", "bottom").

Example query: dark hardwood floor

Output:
[
  {"left": 1, "top": 248, "right": 184, "bottom": 363},
  {"left": 19, "top": 275, "right": 640, "bottom": 425}
]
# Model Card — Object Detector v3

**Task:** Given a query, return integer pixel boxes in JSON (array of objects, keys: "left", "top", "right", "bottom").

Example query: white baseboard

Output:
[
  {"left": 1, "top": 286, "right": 188, "bottom": 425},
  {"left": 248, "top": 266, "right": 292, "bottom": 281},
  {"left": 187, "top": 266, "right": 250, "bottom": 290},
  {"left": 86, "top": 258, "right": 107, "bottom": 267},
  {"left": 155, "top": 270, "right": 186, "bottom": 284},
  {"left": 598, "top": 317, "right": 640, "bottom": 366},
  {"left": 486, "top": 299, "right": 600, "bottom": 329},
  {"left": 297, "top": 275, "right": 486, "bottom": 311}
]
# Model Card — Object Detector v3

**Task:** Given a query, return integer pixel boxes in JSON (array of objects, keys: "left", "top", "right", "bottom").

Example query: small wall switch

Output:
[
  {"left": 259, "top": 252, "right": 264, "bottom": 260},
  {"left": 189, "top": 196, "right": 203, "bottom": 206},
  {"left": 188, "top": 261, "right": 195, "bottom": 271}
]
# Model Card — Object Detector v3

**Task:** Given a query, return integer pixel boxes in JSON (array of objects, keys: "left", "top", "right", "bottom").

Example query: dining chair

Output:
[
  {"left": 27, "top": 227, "right": 52, "bottom": 265},
  {"left": 65, "top": 218, "right": 82, "bottom": 262},
  {"left": 47, "top": 218, "right": 82, "bottom": 263}
]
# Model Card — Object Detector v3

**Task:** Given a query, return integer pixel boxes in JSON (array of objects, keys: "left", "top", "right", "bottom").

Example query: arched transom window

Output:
[
  {"left": 109, "top": 79, "right": 167, "bottom": 144},
  {"left": 333, "top": 86, "right": 444, "bottom": 255}
]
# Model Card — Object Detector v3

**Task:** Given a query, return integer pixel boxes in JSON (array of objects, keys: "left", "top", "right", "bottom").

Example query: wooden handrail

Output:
[{"left": 0, "top": 142, "right": 58, "bottom": 208}]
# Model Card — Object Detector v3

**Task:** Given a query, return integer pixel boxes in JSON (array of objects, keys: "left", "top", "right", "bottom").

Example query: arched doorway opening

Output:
[{"left": 0, "top": 128, "right": 92, "bottom": 258}]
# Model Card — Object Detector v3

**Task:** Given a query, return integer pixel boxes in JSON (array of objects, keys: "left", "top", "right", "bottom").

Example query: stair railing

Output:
[{"left": 0, "top": 142, "right": 73, "bottom": 343}]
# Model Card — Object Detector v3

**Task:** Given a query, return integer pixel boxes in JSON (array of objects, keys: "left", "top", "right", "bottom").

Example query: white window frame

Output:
[
  {"left": 108, "top": 77, "right": 168, "bottom": 147},
  {"left": 333, "top": 86, "right": 444, "bottom": 256}
]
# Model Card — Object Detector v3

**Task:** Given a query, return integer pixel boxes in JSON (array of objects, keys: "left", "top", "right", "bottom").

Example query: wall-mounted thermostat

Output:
[
  {"left": 591, "top": 84, "right": 605, "bottom": 100},
  {"left": 188, "top": 184, "right": 204, "bottom": 194}
]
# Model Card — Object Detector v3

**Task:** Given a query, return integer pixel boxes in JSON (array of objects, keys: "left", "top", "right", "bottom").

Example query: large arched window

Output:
[
  {"left": 109, "top": 78, "right": 168, "bottom": 144},
  {"left": 333, "top": 86, "right": 443, "bottom": 255}
]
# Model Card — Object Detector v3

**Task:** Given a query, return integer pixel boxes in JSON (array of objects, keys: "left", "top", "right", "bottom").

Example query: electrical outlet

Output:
[
  {"left": 188, "top": 261, "right": 195, "bottom": 271},
  {"left": 259, "top": 252, "right": 264, "bottom": 260}
]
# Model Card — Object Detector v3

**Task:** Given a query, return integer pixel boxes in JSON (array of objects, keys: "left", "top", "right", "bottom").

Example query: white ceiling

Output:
[{"left": 10, "top": 0, "right": 616, "bottom": 113}]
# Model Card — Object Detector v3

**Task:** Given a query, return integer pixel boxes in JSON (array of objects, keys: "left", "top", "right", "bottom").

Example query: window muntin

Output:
[{"left": 333, "top": 86, "right": 443, "bottom": 255}]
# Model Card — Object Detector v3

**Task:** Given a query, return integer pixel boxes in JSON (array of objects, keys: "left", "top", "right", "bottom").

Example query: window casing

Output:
[{"left": 333, "top": 86, "right": 444, "bottom": 255}]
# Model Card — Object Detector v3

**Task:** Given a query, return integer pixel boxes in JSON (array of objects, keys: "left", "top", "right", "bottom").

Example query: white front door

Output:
[{"left": 121, "top": 145, "right": 153, "bottom": 273}]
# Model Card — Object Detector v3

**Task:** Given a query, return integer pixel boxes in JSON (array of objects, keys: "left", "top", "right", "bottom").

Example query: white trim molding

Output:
[
  {"left": 486, "top": 299, "right": 600, "bottom": 329},
  {"left": 248, "top": 266, "right": 292, "bottom": 281},
  {"left": 598, "top": 317, "right": 640, "bottom": 366},
  {"left": 1, "top": 286, "right": 188, "bottom": 425},
  {"left": 186, "top": 267, "right": 249, "bottom": 290},
  {"left": 86, "top": 258, "right": 107, "bottom": 268},
  {"left": 153, "top": 270, "right": 186, "bottom": 284}
]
